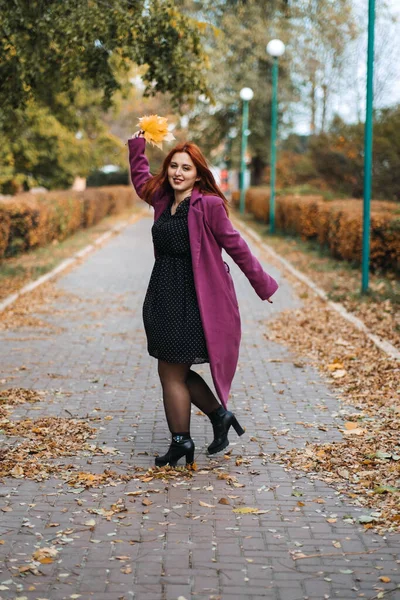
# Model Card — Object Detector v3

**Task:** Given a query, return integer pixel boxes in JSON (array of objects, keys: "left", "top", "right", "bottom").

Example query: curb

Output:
[
  {"left": 235, "top": 219, "right": 400, "bottom": 361},
  {"left": 0, "top": 209, "right": 147, "bottom": 314}
]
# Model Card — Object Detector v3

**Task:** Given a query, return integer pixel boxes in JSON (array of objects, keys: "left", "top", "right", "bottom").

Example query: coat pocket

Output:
[{"left": 223, "top": 262, "right": 239, "bottom": 309}]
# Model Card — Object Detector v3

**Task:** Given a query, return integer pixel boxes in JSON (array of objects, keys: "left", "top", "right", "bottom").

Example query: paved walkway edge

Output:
[
  {"left": 235, "top": 218, "right": 400, "bottom": 361},
  {"left": 0, "top": 209, "right": 146, "bottom": 314},
  {"left": 2, "top": 207, "right": 398, "bottom": 361}
]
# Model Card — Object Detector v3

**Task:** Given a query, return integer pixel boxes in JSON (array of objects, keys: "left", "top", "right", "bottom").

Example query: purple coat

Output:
[{"left": 128, "top": 138, "right": 278, "bottom": 408}]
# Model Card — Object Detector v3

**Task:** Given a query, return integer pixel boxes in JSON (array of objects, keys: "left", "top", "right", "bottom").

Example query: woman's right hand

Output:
[{"left": 132, "top": 130, "right": 145, "bottom": 139}]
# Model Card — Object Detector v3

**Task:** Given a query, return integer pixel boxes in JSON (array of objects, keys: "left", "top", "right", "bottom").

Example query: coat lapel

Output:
[
  {"left": 189, "top": 188, "right": 203, "bottom": 268},
  {"left": 154, "top": 196, "right": 170, "bottom": 221}
]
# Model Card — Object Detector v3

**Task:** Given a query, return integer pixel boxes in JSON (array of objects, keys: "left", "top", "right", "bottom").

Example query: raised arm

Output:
[
  {"left": 208, "top": 200, "right": 278, "bottom": 301},
  {"left": 128, "top": 137, "right": 153, "bottom": 203}
]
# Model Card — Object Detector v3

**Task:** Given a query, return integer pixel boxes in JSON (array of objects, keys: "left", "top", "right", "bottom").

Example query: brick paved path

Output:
[{"left": 0, "top": 213, "right": 399, "bottom": 600}]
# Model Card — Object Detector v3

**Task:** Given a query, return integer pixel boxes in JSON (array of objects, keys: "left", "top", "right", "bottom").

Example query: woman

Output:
[{"left": 128, "top": 132, "right": 278, "bottom": 467}]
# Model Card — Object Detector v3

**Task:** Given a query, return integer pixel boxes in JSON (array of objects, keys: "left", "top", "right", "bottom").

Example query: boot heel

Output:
[
  {"left": 232, "top": 417, "right": 245, "bottom": 436},
  {"left": 186, "top": 448, "right": 195, "bottom": 465}
]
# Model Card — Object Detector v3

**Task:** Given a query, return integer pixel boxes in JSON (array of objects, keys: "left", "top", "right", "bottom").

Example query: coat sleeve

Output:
[
  {"left": 208, "top": 200, "right": 279, "bottom": 300},
  {"left": 128, "top": 137, "right": 153, "bottom": 204}
]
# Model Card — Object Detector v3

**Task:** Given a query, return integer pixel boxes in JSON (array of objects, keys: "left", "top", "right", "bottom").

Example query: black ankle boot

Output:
[
  {"left": 207, "top": 406, "right": 245, "bottom": 455},
  {"left": 155, "top": 434, "right": 195, "bottom": 467}
]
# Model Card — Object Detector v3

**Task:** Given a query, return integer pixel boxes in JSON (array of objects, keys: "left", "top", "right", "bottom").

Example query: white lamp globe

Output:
[
  {"left": 240, "top": 87, "right": 254, "bottom": 101},
  {"left": 266, "top": 39, "right": 286, "bottom": 58},
  {"left": 228, "top": 127, "right": 238, "bottom": 139}
]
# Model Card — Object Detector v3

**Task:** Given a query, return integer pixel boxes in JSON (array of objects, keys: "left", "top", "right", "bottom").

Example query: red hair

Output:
[{"left": 142, "top": 142, "right": 229, "bottom": 214}]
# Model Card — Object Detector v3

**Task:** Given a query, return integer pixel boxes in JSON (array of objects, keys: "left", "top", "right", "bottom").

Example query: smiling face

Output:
[{"left": 167, "top": 152, "right": 199, "bottom": 196}]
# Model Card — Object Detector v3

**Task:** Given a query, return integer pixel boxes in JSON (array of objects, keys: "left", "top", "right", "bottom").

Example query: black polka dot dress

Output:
[{"left": 143, "top": 196, "right": 209, "bottom": 364}]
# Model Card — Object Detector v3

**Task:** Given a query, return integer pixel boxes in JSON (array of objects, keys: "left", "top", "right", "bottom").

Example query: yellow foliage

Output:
[{"left": 137, "top": 114, "right": 175, "bottom": 150}]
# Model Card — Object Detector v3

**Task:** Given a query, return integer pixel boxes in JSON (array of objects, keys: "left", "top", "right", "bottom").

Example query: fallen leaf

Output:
[
  {"left": 120, "top": 565, "right": 132, "bottom": 574},
  {"left": 32, "top": 547, "right": 59, "bottom": 562},
  {"left": 218, "top": 498, "right": 230, "bottom": 505},
  {"left": 373, "top": 485, "right": 399, "bottom": 494},
  {"left": 39, "top": 557, "right": 54, "bottom": 564},
  {"left": 337, "top": 468, "right": 350, "bottom": 479},
  {"left": 327, "top": 362, "right": 345, "bottom": 371},
  {"left": 358, "top": 515, "right": 375, "bottom": 523},
  {"left": 10, "top": 466, "right": 24, "bottom": 478},
  {"left": 342, "top": 427, "right": 366, "bottom": 436},
  {"left": 344, "top": 421, "right": 359, "bottom": 430},
  {"left": 379, "top": 576, "right": 391, "bottom": 583},
  {"left": 199, "top": 501, "right": 215, "bottom": 508},
  {"left": 331, "top": 369, "right": 347, "bottom": 379},
  {"left": 232, "top": 507, "right": 259, "bottom": 514}
]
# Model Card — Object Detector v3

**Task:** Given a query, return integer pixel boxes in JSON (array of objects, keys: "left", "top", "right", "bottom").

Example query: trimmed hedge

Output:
[
  {"left": 232, "top": 188, "right": 400, "bottom": 272},
  {"left": 0, "top": 186, "right": 137, "bottom": 259}
]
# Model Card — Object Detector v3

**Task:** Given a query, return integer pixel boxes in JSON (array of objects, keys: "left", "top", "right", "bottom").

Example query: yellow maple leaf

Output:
[
  {"left": 327, "top": 362, "right": 345, "bottom": 371},
  {"left": 344, "top": 421, "right": 359, "bottom": 430},
  {"left": 137, "top": 115, "right": 175, "bottom": 149}
]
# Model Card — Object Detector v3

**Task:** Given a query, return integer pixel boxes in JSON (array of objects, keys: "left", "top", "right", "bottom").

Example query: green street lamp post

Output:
[
  {"left": 266, "top": 39, "right": 285, "bottom": 233},
  {"left": 362, "top": 0, "right": 375, "bottom": 293},
  {"left": 239, "top": 87, "right": 254, "bottom": 214}
]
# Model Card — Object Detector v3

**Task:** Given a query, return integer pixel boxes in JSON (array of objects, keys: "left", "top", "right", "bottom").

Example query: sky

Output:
[{"left": 293, "top": 0, "right": 400, "bottom": 135}]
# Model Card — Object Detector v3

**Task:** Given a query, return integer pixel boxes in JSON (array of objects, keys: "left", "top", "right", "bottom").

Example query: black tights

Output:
[{"left": 158, "top": 361, "right": 220, "bottom": 434}]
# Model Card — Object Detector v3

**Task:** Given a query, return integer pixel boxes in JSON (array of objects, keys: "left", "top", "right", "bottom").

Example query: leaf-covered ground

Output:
[
  {"left": 0, "top": 388, "right": 230, "bottom": 489},
  {"left": 238, "top": 212, "right": 400, "bottom": 348},
  {"left": 266, "top": 295, "right": 400, "bottom": 533}
]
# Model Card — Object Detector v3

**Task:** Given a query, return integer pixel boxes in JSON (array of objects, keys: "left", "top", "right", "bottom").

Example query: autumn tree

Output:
[
  {"left": 0, "top": 0, "right": 210, "bottom": 122},
  {"left": 173, "top": 0, "right": 293, "bottom": 184},
  {"left": 288, "top": 0, "right": 357, "bottom": 134},
  {"left": 176, "top": 0, "right": 356, "bottom": 183},
  {"left": 0, "top": 0, "right": 212, "bottom": 191}
]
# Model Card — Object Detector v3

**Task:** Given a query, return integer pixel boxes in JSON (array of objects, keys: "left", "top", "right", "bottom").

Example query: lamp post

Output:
[
  {"left": 239, "top": 87, "right": 254, "bottom": 214},
  {"left": 362, "top": 0, "right": 375, "bottom": 293},
  {"left": 227, "top": 127, "right": 238, "bottom": 170},
  {"left": 266, "top": 39, "right": 285, "bottom": 233}
]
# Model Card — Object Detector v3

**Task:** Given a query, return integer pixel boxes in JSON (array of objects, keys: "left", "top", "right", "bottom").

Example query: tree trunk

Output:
[
  {"left": 321, "top": 83, "right": 328, "bottom": 133},
  {"left": 310, "top": 72, "right": 317, "bottom": 134},
  {"left": 251, "top": 155, "right": 265, "bottom": 186}
]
